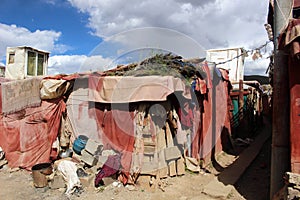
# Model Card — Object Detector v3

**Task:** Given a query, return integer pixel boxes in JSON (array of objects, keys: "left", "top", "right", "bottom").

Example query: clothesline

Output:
[{"left": 208, "top": 40, "right": 273, "bottom": 66}]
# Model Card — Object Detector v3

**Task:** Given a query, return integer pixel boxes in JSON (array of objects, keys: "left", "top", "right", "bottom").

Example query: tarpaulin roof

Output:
[
  {"left": 89, "top": 75, "right": 192, "bottom": 103},
  {"left": 85, "top": 53, "right": 212, "bottom": 103}
]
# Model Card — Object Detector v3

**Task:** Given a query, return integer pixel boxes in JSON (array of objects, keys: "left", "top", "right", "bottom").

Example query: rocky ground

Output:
[
  {"left": 0, "top": 164, "right": 240, "bottom": 200},
  {"left": 0, "top": 120, "right": 271, "bottom": 200}
]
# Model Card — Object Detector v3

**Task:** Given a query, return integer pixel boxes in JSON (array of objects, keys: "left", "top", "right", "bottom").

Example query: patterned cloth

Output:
[
  {"left": 95, "top": 154, "right": 121, "bottom": 187},
  {"left": 1, "top": 78, "right": 41, "bottom": 114}
]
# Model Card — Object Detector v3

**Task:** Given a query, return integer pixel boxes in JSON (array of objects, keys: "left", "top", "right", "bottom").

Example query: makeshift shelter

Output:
[
  {"left": 0, "top": 53, "right": 234, "bottom": 186},
  {"left": 50, "top": 54, "right": 232, "bottom": 184},
  {"left": 230, "top": 80, "right": 264, "bottom": 140}
]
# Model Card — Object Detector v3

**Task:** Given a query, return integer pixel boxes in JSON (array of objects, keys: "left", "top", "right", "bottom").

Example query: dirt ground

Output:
[
  {"left": 0, "top": 125, "right": 271, "bottom": 200},
  {"left": 0, "top": 146, "right": 270, "bottom": 200},
  {"left": 234, "top": 137, "right": 271, "bottom": 200},
  {"left": 0, "top": 165, "right": 239, "bottom": 200}
]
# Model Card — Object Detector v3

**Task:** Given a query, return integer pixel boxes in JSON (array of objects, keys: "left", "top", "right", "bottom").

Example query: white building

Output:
[
  {"left": 5, "top": 46, "right": 49, "bottom": 79},
  {"left": 206, "top": 47, "right": 245, "bottom": 82}
]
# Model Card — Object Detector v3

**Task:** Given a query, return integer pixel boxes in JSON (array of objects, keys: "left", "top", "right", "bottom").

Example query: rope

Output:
[{"left": 214, "top": 40, "right": 272, "bottom": 66}]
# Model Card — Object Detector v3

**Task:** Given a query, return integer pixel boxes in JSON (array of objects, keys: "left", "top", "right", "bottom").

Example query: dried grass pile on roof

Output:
[{"left": 104, "top": 53, "right": 206, "bottom": 82}]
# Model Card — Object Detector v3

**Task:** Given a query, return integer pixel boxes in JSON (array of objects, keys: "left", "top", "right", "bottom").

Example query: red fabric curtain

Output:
[
  {"left": 0, "top": 99, "right": 65, "bottom": 170},
  {"left": 92, "top": 104, "right": 135, "bottom": 184}
]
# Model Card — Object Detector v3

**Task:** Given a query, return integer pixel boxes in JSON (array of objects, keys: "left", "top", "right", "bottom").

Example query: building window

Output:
[
  {"left": 8, "top": 53, "right": 15, "bottom": 64},
  {"left": 37, "top": 54, "right": 44, "bottom": 75},
  {"left": 27, "top": 51, "right": 36, "bottom": 76},
  {"left": 27, "top": 51, "right": 46, "bottom": 76}
]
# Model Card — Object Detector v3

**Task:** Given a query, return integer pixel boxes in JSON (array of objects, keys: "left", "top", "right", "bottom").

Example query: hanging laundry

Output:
[
  {"left": 195, "top": 78, "right": 207, "bottom": 94},
  {"left": 191, "top": 79, "right": 196, "bottom": 91},
  {"left": 178, "top": 102, "right": 194, "bottom": 129}
]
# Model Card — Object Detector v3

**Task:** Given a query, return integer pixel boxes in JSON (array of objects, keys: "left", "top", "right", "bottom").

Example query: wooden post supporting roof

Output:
[
  {"left": 238, "top": 79, "right": 244, "bottom": 116},
  {"left": 270, "top": 0, "right": 292, "bottom": 198}
]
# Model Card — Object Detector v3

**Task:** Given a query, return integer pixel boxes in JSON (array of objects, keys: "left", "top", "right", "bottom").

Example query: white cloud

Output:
[
  {"left": 0, "top": 23, "right": 112, "bottom": 75},
  {"left": 68, "top": 0, "right": 271, "bottom": 75},
  {"left": 44, "top": 0, "right": 57, "bottom": 5},
  {"left": 90, "top": 27, "right": 206, "bottom": 60},
  {"left": 68, "top": 0, "right": 269, "bottom": 49},
  {"left": 0, "top": 1, "right": 272, "bottom": 75},
  {"left": 0, "top": 23, "right": 69, "bottom": 61},
  {"left": 244, "top": 58, "right": 271, "bottom": 76},
  {"left": 48, "top": 54, "right": 113, "bottom": 75}
]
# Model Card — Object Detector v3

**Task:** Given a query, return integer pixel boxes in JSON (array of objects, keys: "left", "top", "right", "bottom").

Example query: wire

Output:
[{"left": 214, "top": 40, "right": 273, "bottom": 66}]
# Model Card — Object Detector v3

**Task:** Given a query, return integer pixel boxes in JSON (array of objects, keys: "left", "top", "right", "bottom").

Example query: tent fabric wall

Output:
[
  {"left": 289, "top": 58, "right": 300, "bottom": 173},
  {"left": 197, "top": 68, "right": 228, "bottom": 164},
  {"left": 0, "top": 98, "right": 66, "bottom": 170},
  {"left": 279, "top": 18, "right": 300, "bottom": 173},
  {"left": 89, "top": 75, "right": 191, "bottom": 103},
  {"left": 65, "top": 77, "right": 99, "bottom": 142}
]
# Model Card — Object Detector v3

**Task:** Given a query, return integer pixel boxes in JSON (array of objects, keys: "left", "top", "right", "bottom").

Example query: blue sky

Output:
[
  {"left": 0, "top": 0, "right": 273, "bottom": 75},
  {"left": 0, "top": 0, "right": 101, "bottom": 55}
]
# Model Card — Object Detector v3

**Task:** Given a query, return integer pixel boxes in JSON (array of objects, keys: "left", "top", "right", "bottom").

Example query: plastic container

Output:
[
  {"left": 32, "top": 162, "right": 53, "bottom": 188},
  {"left": 73, "top": 135, "right": 89, "bottom": 155}
]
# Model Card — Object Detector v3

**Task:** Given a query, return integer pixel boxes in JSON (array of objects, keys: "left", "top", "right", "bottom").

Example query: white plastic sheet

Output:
[{"left": 57, "top": 160, "right": 81, "bottom": 195}]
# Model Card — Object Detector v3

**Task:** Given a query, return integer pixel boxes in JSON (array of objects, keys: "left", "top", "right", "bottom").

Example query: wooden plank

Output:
[
  {"left": 168, "top": 161, "right": 177, "bottom": 177},
  {"left": 176, "top": 157, "right": 185, "bottom": 176},
  {"left": 165, "top": 122, "right": 177, "bottom": 176}
]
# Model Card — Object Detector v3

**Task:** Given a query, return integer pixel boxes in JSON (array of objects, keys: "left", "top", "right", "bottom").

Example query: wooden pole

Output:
[
  {"left": 238, "top": 79, "right": 244, "bottom": 115},
  {"left": 270, "top": 0, "right": 292, "bottom": 198},
  {"left": 270, "top": 51, "right": 290, "bottom": 198}
]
